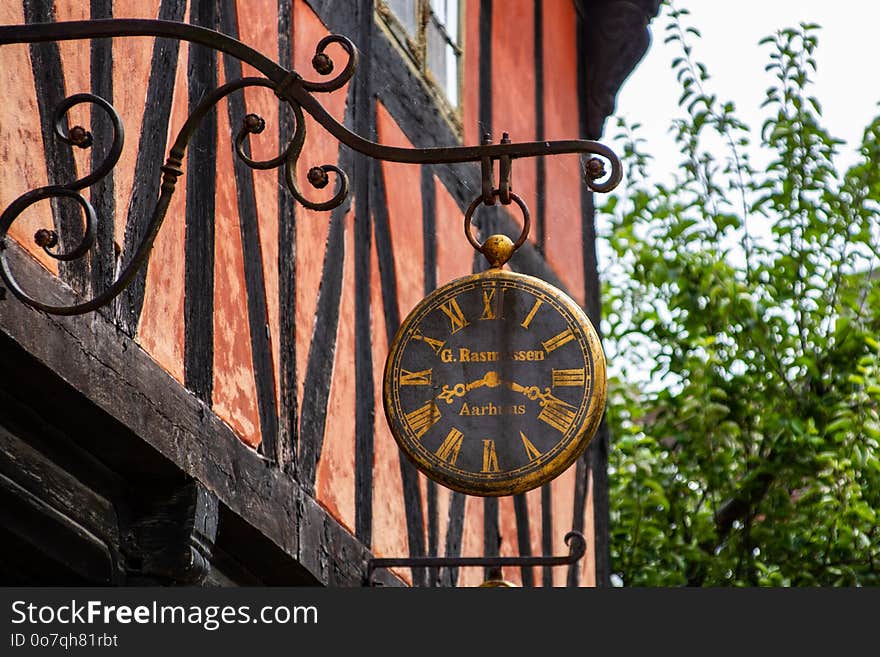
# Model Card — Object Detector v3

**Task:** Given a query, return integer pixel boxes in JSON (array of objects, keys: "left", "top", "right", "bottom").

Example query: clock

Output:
[{"left": 382, "top": 263, "right": 607, "bottom": 497}]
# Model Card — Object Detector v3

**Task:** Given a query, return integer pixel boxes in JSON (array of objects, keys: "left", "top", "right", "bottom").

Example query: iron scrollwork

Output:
[
  {"left": 0, "top": 18, "right": 622, "bottom": 316},
  {"left": 366, "top": 530, "right": 588, "bottom": 586}
]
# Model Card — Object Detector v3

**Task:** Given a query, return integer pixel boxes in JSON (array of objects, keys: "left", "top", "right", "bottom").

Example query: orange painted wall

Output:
[
  {"left": 0, "top": 4, "right": 55, "bottom": 275},
  {"left": 542, "top": 0, "right": 586, "bottom": 307},
  {"left": 293, "top": 2, "right": 350, "bottom": 413},
  {"left": 239, "top": 0, "right": 282, "bottom": 413},
  {"left": 491, "top": 0, "right": 537, "bottom": 231},
  {"left": 375, "top": 102, "right": 425, "bottom": 582},
  {"left": 0, "top": 0, "right": 603, "bottom": 587},
  {"left": 461, "top": 0, "right": 481, "bottom": 148},
  {"left": 315, "top": 205, "right": 357, "bottom": 533},
  {"left": 368, "top": 226, "right": 409, "bottom": 578},
  {"left": 137, "top": 34, "right": 189, "bottom": 388},
  {"left": 210, "top": 74, "right": 262, "bottom": 447}
]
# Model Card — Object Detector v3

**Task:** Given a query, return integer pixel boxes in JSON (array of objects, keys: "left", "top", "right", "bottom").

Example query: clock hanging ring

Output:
[{"left": 382, "top": 188, "right": 607, "bottom": 497}]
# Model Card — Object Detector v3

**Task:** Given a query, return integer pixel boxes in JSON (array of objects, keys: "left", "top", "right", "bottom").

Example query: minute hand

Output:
[{"left": 504, "top": 382, "right": 576, "bottom": 410}]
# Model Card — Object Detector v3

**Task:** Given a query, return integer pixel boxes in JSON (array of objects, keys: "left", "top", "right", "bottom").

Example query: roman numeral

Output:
[
  {"left": 480, "top": 285, "right": 503, "bottom": 320},
  {"left": 542, "top": 328, "right": 575, "bottom": 353},
  {"left": 411, "top": 328, "right": 446, "bottom": 355},
  {"left": 405, "top": 401, "right": 441, "bottom": 438},
  {"left": 538, "top": 395, "right": 577, "bottom": 433},
  {"left": 520, "top": 432, "right": 542, "bottom": 462},
  {"left": 436, "top": 428, "right": 464, "bottom": 465},
  {"left": 481, "top": 439, "right": 500, "bottom": 473},
  {"left": 400, "top": 368, "right": 432, "bottom": 386},
  {"left": 438, "top": 297, "right": 470, "bottom": 334},
  {"left": 520, "top": 299, "right": 543, "bottom": 329},
  {"left": 552, "top": 368, "right": 586, "bottom": 387}
]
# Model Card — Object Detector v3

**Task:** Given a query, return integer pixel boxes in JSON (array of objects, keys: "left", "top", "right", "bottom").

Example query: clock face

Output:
[{"left": 382, "top": 269, "right": 607, "bottom": 496}]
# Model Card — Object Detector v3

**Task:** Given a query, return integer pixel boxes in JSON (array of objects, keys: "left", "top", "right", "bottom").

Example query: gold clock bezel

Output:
[{"left": 382, "top": 268, "right": 607, "bottom": 497}]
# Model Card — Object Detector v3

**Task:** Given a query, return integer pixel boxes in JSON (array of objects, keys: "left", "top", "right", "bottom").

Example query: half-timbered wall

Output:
[{"left": 0, "top": 0, "right": 659, "bottom": 586}]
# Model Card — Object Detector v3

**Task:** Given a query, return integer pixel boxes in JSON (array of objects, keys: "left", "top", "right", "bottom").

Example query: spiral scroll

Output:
[
  {"left": 0, "top": 93, "right": 123, "bottom": 314},
  {"left": 0, "top": 38, "right": 353, "bottom": 316},
  {"left": 0, "top": 21, "right": 623, "bottom": 317}
]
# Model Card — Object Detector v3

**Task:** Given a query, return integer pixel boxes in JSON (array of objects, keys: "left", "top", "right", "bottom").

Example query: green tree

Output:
[{"left": 600, "top": 3, "right": 880, "bottom": 586}]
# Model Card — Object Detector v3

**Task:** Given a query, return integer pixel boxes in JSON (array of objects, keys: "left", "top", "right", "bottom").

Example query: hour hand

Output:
[
  {"left": 437, "top": 371, "right": 500, "bottom": 404},
  {"left": 469, "top": 370, "right": 501, "bottom": 390}
]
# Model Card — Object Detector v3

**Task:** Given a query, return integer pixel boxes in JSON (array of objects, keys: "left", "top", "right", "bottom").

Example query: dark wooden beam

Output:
[
  {"left": 116, "top": 0, "right": 186, "bottom": 335},
  {"left": 0, "top": 473, "right": 118, "bottom": 584},
  {"left": 0, "top": 424, "right": 124, "bottom": 585},
  {"left": 577, "top": 3, "right": 629, "bottom": 587},
  {"left": 477, "top": 0, "right": 499, "bottom": 576},
  {"left": 421, "top": 163, "right": 439, "bottom": 585},
  {"left": 0, "top": 240, "right": 403, "bottom": 587},
  {"left": 371, "top": 150, "right": 427, "bottom": 585},
  {"left": 89, "top": 0, "right": 116, "bottom": 312},
  {"left": 533, "top": 0, "right": 546, "bottom": 255},
  {"left": 513, "top": 493, "right": 534, "bottom": 587},
  {"left": 541, "top": 482, "right": 553, "bottom": 587},
  {"left": 125, "top": 480, "right": 218, "bottom": 585},
  {"left": 298, "top": 141, "right": 353, "bottom": 493},
  {"left": 353, "top": 0, "right": 376, "bottom": 547},
  {"left": 577, "top": 0, "right": 661, "bottom": 139},
  {"left": 218, "top": 0, "right": 280, "bottom": 462},
  {"left": 277, "top": 0, "right": 297, "bottom": 472},
  {"left": 439, "top": 491, "right": 466, "bottom": 587},
  {"left": 183, "top": 0, "right": 218, "bottom": 405},
  {"left": 23, "top": 0, "right": 86, "bottom": 294},
  {"left": 478, "top": 0, "right": 492, "bottom": 139}
]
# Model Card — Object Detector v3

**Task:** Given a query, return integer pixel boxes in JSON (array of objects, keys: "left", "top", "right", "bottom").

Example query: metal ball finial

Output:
[{"left": 482, "top": 234, "right": 515, "bottom": 268}]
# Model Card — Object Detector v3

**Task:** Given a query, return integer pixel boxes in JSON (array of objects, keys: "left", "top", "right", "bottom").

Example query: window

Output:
[{"left": 377, "top": 0, "right": 462, "bottom": 116}]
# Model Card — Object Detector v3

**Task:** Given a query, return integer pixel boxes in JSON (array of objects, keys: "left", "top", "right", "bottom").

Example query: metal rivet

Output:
[
  {"left": 585, "top": 157, "right": 606, "bottom": 181},
  {"left": 34, "top": 228, "right": 58, "bottom": 249},
  {"left": 307, "top": 166, "right": 329, "bottom": 189},
  {"left": 243, "top": 113, "right": 265, "bottom": 134},
  {"left": 312, "top": 52, "right": 333, "bottom": 75}
]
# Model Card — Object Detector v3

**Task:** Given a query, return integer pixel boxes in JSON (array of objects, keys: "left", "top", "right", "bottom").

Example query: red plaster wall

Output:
[
  {"left": 542, "top": 0, "right": 585, "bottom": 306},
  {"left": 209, "top": 74, "right": 262, "bottom": 447},
  {"left": 461, "top": 0, "right": 481, "bottom": 148},
  {"left": 315, "top": 205, "right": 356, "bottom": 533},
  {"left": 432, "top": 176, "right": 475, "bottom": 565},
  {"left": 293, "top": 1, "right": 350, "bottom": 411},
  {"left": 375, "top": 101, "right": 426, "bottom": 582},
  {"left": 136, "top": 34, "right": 189, "bottom": 388},
  {"left": 0, "top": 4, "right": 55, "bottom": 275},
  {"left": 0, "top": 0, "right": 603, "bottom": 587},
  {"left": 239, "top": 0, "right": 282, "bottom": 411},
  {"left": 111, "top": 0, "right": 161, "bottom": 245},
  {"left": 492, "top": 0, "right": 536, "bottom": 238},
  {"left": 369, "top": 230, "right": 410, "bottom": 583}
]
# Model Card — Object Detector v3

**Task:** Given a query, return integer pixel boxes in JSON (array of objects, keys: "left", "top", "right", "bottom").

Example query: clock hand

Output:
[
  {"left": 438, "top": 375, "right": 539, "bottom": 402},
  {"left": 437, "top": 383, "right": 466, "bottom": 404},
  {"left": 501, "top": 382, "right": 576, "bottom": 409},
  {"left": 472, "top": 370, "right": 501, "bottom": 389},
  {"left": 436, "top": 373, "right": 573, "bottom": 410},
  {"left": 532, "top": 387, "right": 576, "bottom": 409},
  {"left": 437, "top": 371, "right": 501, "bottom": 404}
]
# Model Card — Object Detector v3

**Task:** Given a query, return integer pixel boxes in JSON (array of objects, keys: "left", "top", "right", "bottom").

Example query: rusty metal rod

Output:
[{"left": 367, "top": 530, "right": 586, "bottom": 578}]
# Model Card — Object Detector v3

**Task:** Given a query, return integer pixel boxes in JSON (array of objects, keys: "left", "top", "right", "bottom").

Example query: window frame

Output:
[{"left": 375, "top": 0, "right": 464, "bottom": 135}]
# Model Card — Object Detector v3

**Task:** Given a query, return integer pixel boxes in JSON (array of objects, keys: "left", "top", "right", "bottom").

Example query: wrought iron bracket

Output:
[
  {"left": 0, "top": 18, "right": 621, "bottom": 316},
  {"left": 366, "top": 530, "right": 586, "bottom": 586}
]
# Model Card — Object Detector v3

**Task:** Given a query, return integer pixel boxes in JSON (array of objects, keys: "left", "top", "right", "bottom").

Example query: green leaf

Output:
[{"left": 605, "top": 11, "right": 880, "bottom": 588}]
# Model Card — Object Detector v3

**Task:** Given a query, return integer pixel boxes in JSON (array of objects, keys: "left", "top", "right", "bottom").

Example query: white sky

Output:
[
  {"left": 596, "top": 1, "right": 880, "bottom": 386},
  {"left": 608, "top": 1, "right": 880, "bottom": 192}
]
